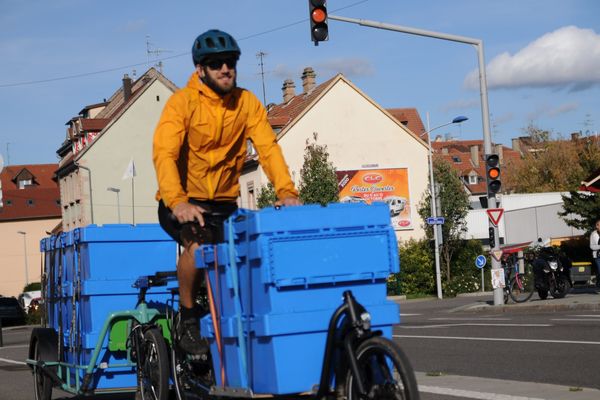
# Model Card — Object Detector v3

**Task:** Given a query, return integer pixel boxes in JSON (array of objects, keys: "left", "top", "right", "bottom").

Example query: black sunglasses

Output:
[{"left": 203, "top": 57, "right": 237, "bottom": 70}]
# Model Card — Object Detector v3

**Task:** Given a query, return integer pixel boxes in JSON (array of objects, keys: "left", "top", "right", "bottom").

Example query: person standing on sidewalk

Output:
[{"left": 590, "top": 217, "right": 600, "bottom": 287}]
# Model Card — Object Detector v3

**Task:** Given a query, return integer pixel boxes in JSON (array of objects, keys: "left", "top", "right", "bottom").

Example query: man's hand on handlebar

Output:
[
  {"left": 275, "top": 196, "right": 302, "bottom": 207},
  {"left": 173, "top": 202, "right": 206, "bottom": 226}
]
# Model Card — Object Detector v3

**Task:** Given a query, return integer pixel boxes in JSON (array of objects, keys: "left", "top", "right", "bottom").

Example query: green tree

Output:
[
  {"left": 417, "top": 158, "right": 470, "bottom": 282},
  {"left": 298, "top": 133, "right": 339, "bottom": 205},
  {"left": 559, "top": 191, "right": 600, "bottom": 233},
  {"left": 391, "top": 239, "right": 435, "bottom": 296},
  {"left": 504, "top": 123, "right": 600, "bottom": 193},
  {"left": 256, "top": 183, "right": 277, "bottom": 209}
]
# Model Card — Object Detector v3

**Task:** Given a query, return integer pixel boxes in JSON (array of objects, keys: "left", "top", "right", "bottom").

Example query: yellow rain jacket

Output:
[{"left": 153, "top": 72, "right": 298, "bottom": 209}]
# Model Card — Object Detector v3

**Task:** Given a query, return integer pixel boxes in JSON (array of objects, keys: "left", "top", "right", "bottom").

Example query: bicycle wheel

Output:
[
  {"left": 339, "top": 336, "right": 420, "bottom": 400},
  {"left": 171, "top": 313, "right": 214, "bottom": 400},
  {"left": 508, "top": 271, "right": 534, "bottom": 303},
  {"left": 137, "top": 327, "right": 169, "bottom": 400},
  {"left": 32, "top": 340, "right": 52, "bottom": 400}
]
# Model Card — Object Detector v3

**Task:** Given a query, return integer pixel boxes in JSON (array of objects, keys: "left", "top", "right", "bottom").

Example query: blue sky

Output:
[{"left": 1, "top": 0, "right": 599, "bottom": 166}]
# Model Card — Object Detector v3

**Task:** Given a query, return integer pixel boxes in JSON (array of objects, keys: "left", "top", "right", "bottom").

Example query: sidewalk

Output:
[
  {"left": 417, "top": 371, "right": 600, "bottom": 400},
  {"left": 453, "top": 286, "right": 600, "bottom": 313}
]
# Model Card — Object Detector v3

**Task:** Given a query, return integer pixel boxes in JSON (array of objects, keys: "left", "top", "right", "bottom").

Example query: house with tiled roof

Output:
[
  {"left": 55, "top": 67, "right": 178, "bottom": 230},
  {"left": 0, "top": 163, "right": 61, "bottom": 296},
  {"left": 432, "top": 139, "right": 521, "bottom": 196},
  {"left": 239, "top": 67, "right": 430, "bottom": 242}
]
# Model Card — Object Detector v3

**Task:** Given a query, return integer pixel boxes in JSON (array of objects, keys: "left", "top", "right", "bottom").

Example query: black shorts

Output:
[{"left": 158, "top": 199, "right": 238, "bottom": 246}]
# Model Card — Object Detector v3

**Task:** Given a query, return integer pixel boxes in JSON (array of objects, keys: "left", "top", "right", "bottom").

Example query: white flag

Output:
[{"left": 122, "top": 158, "right": 136, "bottom": 180}]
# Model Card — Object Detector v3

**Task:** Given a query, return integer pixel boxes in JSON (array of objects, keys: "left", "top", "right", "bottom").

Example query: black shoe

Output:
[{"left": 177, "top": 317, "right": 210, "bottom": 357}]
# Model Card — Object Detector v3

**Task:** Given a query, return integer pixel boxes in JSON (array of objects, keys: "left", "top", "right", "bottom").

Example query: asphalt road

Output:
[
  {"left": 2, "top": 291, "right": 600, "bottom": 400},
  {"left": 395, "top": 291, "right": 600, "bottom": 399}
]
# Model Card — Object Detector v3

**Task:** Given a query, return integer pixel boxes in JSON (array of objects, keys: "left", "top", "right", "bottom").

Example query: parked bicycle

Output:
[{"left": 502, "top": 249, "right": 534, "bottom": 303}]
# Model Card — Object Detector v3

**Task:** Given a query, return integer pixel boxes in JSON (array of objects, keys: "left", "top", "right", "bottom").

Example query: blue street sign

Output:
[
  {"left": 475, "top": 255, "right": 487, "bottom": 269},
  {"left": 426, "top": 217, "right": 446, "bottom": 225}
]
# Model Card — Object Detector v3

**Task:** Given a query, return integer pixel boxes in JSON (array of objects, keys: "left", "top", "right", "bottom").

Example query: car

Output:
[
  {"left": 383, "top": 196, "right": 407, "bottom": 216},
  {"left": 18, "top": 290, "right": 41, "bottom": 313},
  {"left": 0, "top": 296, "right": 27, "bottom": 326},
  {"left": 340, "top": 195, "right": 367, "bottom": 204}
]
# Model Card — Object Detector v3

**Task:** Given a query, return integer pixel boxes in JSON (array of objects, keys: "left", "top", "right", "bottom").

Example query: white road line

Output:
[
  {"left": 395, "top": 334, "right": 600, "bottom": 345},
  {"left": 400, "top": 323, "right": 551, "bottom": 329},
  {"left": 0, "top": 357, "right": 26, "bottom": 365},
  {"left": 572, "top": 315, "right": 600, "bottom": 317},
  {"left": 430, "top": 317, "right": 512, "bottom": 321},
  {"left": 400, "top": 313, "right": 421, "bottom": 316},
  {"left": 551, "top": 318, "right": 600, "bottom": 321},
  {"left": 0, "top": 344, "right": 29, "bottom": 350},
  {"left": 419, "top": 384, "right": 545, "bottom": 400}
]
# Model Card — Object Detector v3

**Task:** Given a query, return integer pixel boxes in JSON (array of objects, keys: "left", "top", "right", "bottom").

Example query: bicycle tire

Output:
[
  {"left": 32, "top": 341, "right": 52, "bottom": 400},
  {"left": 138, "top": 327, "right": 170, "bottom": 400},
  {"left": 171, "top": 313, "right": 214, "bottom": 400},
  {"left": 338, "top": 336, "right": 420, "bottom": 400},
  {"left": 508, "top": 272, "right": 534, "bottom": 303}
]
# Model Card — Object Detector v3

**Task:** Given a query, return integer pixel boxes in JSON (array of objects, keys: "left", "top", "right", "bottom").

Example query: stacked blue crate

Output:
[
  {"left": 197, "top": 202, "right": 400, "bottom": 395},
  {"left": 40, "top": 224, "right": 177, "bottom": 390}
]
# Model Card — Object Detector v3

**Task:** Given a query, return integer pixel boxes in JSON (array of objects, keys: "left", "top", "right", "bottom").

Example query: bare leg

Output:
[{"left": 178, "top": 242, "right": 200, "bottom": 309}]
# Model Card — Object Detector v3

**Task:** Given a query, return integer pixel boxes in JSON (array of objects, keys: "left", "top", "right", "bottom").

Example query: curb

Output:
[{"left": 461, "top": 302, "right": 600, "bottom": 313}]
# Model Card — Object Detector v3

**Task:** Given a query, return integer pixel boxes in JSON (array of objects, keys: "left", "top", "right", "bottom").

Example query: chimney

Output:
[
  {"left": 511, "top": 138, "right": 521, "bottom": 154},
  {"left": 122, "top": 74, "right": 133, "bottom": 102},
  {"left": 571, "top": 132, "right": 581, "bottom": 141},
  {"left": 441, "top": 147, "right": 448, "bottom": 155},
  {"left": 470, "top": 145, "right": 479, "bottom": 167},
  {"left": 282, "top": 79, "right": 296, "bottom": 103},
  {"left": 301, "top": 67, "right": 316, "bottom": 94},
  {"left": 495, "top": 144, "right": 504, "bottom": 163}
]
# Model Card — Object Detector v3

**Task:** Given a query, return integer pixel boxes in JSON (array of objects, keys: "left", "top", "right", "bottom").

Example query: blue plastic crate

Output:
[
  {"left": 200, "top": 302, "right": 399, "bottom": 394},
  {"left": 196, "top": 203, "right": 399, "bottom": 317},
  {"left": 40, "top": 223, "right": 177, "bottom": 390},
  {"left": 197, "top": 203, "right": 401, "bottom": 394}
]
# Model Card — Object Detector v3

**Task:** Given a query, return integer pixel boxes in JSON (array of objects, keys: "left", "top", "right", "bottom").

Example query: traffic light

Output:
[
  {"left": 309, "top": 0, "right": 328, "bottom": 44},
  {"left": 485, "top": 154, "right": 501, "bottom": 194}
]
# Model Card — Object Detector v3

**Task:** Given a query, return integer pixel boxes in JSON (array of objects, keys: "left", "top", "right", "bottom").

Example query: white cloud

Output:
[
  {"left": 440, "top": 98, "right": 480, "bottom": 113},
  {"left": 527, "top": 102, "right": 579, "bottom": 120},
  {"left": 464, "top": 26, "right": 600, "bottom": 90},
  {"left": 315, "top": 57, "right": 375, "bottom": 78}
]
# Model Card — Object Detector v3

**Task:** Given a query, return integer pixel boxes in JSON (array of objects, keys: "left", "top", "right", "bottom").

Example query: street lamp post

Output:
[
  {"left": 423, "top": 115, "right": 468, "bottom": 300},
  {"left": 327, "top": 15, "right": 503, "bottom": 305},
  {"left": 107, "top": 187, "right": 121, "bottom": 223},
  {"left": 17, "top": 231, "right": 29, "bottom": 286}
]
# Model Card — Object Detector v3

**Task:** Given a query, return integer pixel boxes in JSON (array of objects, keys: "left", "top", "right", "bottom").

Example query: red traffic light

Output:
[
  {"left": 311, "top": 8, "right": 327, "bottom": 23},
  {"left": 308, "top": 0, "right": 328, "bottom": 43},
  {"left": 488, "top": 167, "right": 500, "bottom": 180}
]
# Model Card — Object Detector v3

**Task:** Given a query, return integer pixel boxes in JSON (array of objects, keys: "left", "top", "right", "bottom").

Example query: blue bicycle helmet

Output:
[{"left": 192, "top": 29, "right": 241, "bottom": 65}]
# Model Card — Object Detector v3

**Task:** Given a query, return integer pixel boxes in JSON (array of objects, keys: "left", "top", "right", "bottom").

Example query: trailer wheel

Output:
[
  {"left": 32, "top": 340, "right": 52, "bottom": 400},
  {"left": 137, "top": 327, "right": 169, "bottom": 400}
]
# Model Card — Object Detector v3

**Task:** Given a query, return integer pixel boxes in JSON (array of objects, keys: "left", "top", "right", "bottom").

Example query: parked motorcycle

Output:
[{"left": 532, "top": 238, "right": 572, "bottom": 299}]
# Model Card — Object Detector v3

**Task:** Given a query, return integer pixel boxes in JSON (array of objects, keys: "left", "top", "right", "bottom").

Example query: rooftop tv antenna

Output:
[
  {"left": 256, "top": 51, "right": 268, "bottom": 105},
  {"left": 146, "top": 35, "right": 172, "bottom": 74}
]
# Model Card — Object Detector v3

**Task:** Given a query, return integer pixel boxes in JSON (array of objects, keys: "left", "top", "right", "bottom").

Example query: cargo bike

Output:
[{"left": 27, "top": 203, "right": 419, "bottom": 400}]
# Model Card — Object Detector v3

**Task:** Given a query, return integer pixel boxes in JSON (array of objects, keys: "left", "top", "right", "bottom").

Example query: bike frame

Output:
[{"left": 26, "top": 273, "right": 172, "bottom": 396}]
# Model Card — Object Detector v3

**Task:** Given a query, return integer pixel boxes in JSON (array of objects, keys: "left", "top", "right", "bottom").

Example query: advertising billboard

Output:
[{"left": 336, "top": 168, "right": 412, "bottom": 230}]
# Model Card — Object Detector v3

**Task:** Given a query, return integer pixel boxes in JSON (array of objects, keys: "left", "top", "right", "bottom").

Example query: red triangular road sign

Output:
[
  {"left": 490, "top": 249, "right": 503, "bottom": 261},
  {"left": 487, "top": 208, "right": 504, "bottom": 226}
]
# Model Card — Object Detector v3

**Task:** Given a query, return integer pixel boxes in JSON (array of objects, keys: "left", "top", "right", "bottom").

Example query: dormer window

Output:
[
  {"left": 452, "top": 156, "right": 461, "bottom": 163},
  {"left": 18, "top": 178, "right": 32, "bottom": 189},
  {"left": 468, "top": 175, "right": 478, "bottom": 185}
]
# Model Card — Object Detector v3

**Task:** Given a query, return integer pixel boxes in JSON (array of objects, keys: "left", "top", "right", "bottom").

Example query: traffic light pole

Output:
[{"left": 328, "top": 14, "right": 504, "bottom": 305}]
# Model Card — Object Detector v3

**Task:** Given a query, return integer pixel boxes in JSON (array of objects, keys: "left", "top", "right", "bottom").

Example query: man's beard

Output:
[{"left": 201, "top": 69, "right": 237, "bottom": 96}]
